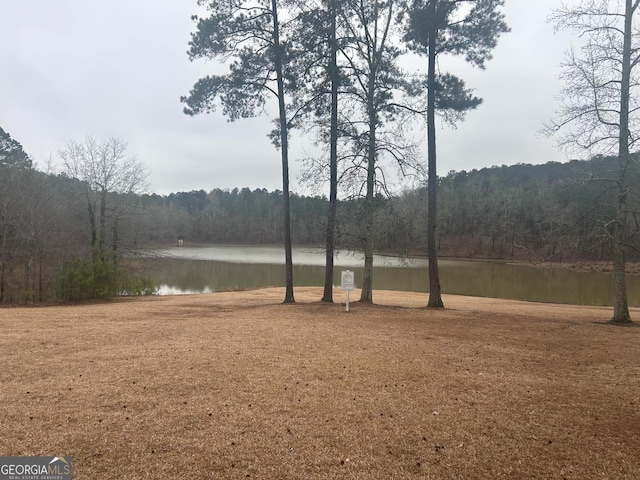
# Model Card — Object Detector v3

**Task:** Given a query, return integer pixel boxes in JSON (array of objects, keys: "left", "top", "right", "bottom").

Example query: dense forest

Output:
[
  {"left": 148, "top": 156, "right": 640, "bottom": 264},
  {"left": 2, "top": 126, "right": 639, "bottom": 303}
]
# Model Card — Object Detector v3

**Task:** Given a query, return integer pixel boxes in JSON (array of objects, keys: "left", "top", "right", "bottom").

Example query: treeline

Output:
[
  {"left": 395, "top": 157, "right": 640, "bottom": 262},
  {"left": 3, "top": 125, "right": 639, "bottom": 303},
  {"left": 138, "top": 155, "right": 640, "bottom": 263},
  {"left": 1, "top": 144, "right": 86, "bottom": 302},
  {"left": 0, "top": 131, "right": 151, "bottom": 303},
  {"left": 0, "top": 162, "right": 156, "bottom": 303},
  {"left": 138, "top": 189, "right": 329, "bottom": 245}
]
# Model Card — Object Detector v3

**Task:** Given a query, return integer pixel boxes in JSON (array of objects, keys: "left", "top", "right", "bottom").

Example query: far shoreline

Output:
[{"left": 144, "top": 241, "right": 640, "bottom": 274}]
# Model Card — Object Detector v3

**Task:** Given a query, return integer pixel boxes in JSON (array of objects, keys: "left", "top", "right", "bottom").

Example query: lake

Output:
[{"left": 141, "top": 244, "right": 640, "bottom": 306}]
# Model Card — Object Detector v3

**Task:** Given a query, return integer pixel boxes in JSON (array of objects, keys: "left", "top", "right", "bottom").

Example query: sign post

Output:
[{"left": 341, "top": 270, "right": 355, "bottom": 312}]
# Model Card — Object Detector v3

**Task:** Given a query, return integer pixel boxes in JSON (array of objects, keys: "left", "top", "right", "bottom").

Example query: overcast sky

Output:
[{"left": 1, "top": 1, "right": 579, "bottom": 195}]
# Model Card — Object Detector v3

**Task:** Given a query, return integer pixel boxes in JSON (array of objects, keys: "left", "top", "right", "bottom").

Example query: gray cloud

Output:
[{"left": 1, "top": 0, "right": 578, "bottom": 194}]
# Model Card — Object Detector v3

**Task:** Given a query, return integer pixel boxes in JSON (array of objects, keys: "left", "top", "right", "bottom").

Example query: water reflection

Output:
[
  {"left": 440, "top": 261, "right": 617, "bottom": 306},
  {"left": 142, "top": 245, "right": 640, "bottom": 306},
  {"left": 151, "top": 245, "right": 424, "bottom": 268}
]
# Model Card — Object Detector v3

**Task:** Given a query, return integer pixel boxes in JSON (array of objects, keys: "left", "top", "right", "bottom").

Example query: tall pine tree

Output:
[
  {"left": 405, "top": 0, "right": 509, "bottom": 307},
  {"left": 182, "top": 0, "right": 297, "bottom": 303}
]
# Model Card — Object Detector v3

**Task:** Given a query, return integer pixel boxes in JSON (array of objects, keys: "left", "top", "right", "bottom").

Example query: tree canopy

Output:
[{"left": 0, "top": 127, "right": 32, "bottom": 169}]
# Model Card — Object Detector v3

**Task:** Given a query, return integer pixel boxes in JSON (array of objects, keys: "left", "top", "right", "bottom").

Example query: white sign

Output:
[{"left": 341, "top": 270, "right": 355, "bottom": 291}]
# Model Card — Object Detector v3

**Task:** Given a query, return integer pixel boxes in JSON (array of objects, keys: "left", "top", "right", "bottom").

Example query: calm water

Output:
[{"left": 142, "top": 245, "right": 640, "bottom": 306}]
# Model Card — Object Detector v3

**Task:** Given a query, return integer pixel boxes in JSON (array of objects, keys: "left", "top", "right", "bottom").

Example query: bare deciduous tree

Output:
[
  {"left": 58, "top": 136, "right": 147, "bottom": 254},
  {"left": 547, "top": 0, "right": 640, "bottom": 324},
  {"left": 338, "top": 0, "right": 409, "bottom": 303}
]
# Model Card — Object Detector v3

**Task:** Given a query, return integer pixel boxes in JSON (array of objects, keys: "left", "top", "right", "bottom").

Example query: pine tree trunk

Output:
[
  {"left": 272, "top": 0, "right": 295, "bottom": 303},
  {"left": 322, "top": 0, "right": 339, "bottom": 303},
  {"left": 427, "top": 25, "right": 444, "bottom": 308}
]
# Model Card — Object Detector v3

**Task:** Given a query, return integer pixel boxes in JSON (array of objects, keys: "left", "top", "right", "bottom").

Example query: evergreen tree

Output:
[
  {"left": 182, "top": 0, "right": 298, "bottom": 303},
  {"left": 404, "top": 0, "right": 509, "bottom": 307},
  {"left": 0, "top": 127, "right": 32, "bottom": 169},
  {"left": 291, "top": 0, "right": 344, "bottom": 302}
]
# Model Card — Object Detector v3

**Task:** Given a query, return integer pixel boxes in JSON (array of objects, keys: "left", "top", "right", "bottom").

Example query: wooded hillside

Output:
[{"left": 128, "top": 156, "right": 638, "bottom": 263}]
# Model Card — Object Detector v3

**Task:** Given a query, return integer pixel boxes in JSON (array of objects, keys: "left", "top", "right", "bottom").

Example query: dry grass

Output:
[{"left": 1, "top": 288, "right": 640, "bottom": 479}]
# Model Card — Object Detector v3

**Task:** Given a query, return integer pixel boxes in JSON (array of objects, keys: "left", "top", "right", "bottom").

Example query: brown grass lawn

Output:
[{"left": 1, "top": 288, "right": 640, "bottom": 479}]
